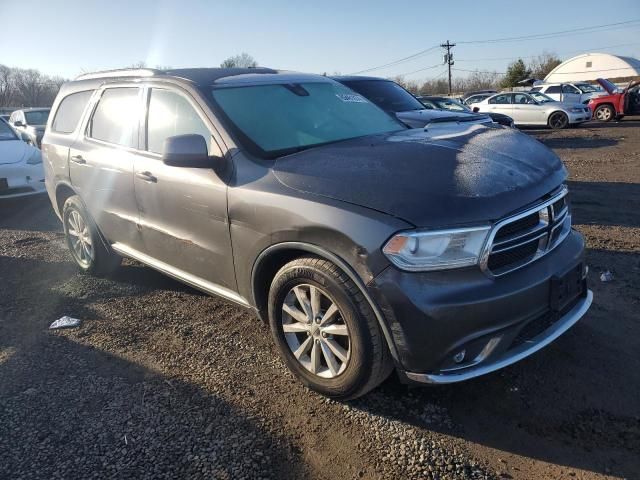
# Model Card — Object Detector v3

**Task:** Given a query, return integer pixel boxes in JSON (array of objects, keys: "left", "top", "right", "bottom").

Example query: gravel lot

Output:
[{"left": 1, "top": 119, "right": 639, "bottom": 479}]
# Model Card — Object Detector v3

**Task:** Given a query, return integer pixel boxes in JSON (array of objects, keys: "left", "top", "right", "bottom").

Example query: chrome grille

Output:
[{"left": 482, "top": 186, "right": 571, "bottom": 276}]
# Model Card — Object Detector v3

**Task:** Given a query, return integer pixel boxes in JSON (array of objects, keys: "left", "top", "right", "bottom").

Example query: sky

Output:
[{"left": 1, "top": 0, "right": 639, "bottom": 81}]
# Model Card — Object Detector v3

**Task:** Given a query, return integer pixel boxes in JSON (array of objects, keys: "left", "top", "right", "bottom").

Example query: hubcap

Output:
[
  {"left": 281, "top": 284, "right": 350, "bottom": 378},
  {"left": 66, "top": 209, "right": 94, "bottom": 267},
  {"left": 596, "top": 108, "right": 611, "bottom": 120}
]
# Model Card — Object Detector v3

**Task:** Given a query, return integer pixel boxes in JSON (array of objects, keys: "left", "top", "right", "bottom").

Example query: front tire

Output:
[
  {"left": 268, "top": 257, "right": 393, "bottom": 399},
  {"left": 594, "top": 104, "right": 614, "bottom": 122},
  {"left": 62, "top": 195, "right": 121, "bottom": 276},
  {"left": 548, "top": 111, "right": 569, "bottom": 129}
]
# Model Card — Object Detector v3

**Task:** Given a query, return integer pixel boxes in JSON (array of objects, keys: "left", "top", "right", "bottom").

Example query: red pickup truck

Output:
[{"left": 588, "top": 78, "right": 640, "bottom": 121}]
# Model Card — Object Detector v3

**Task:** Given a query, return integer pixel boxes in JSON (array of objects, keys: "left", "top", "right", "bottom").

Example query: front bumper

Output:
[
  {"left": 0, "top": 162, "right": 47, "bottom": 199},
  {"left": 568, "top": 110, "right": 592, "bottom": 123},
  {"left": 369, "top": 229, "right": 590, "bottom": 380}
]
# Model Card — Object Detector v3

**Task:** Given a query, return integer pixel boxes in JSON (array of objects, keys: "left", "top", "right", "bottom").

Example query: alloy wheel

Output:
[
  {"left": 595, "top": 106, "right": 612, "bottom": 121},
  {"left": 549, "top": 112, "right": 568, "bottom": 129},
  {"left": 66, "top": 209, "right": 94, "bottom": 267},
  {"left": 281, "top": 284, "right": 350, "bottom": 378}
]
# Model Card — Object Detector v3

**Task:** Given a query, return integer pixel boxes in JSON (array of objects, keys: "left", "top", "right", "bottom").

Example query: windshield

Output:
[
  {"left": 341, "top": 80, "right": 425, "bottom": 113},
  {"left": 24, "top": 110, "right": 50, "bottom": 125},
  {"left": 211, "top": 82, "right": 404, "bottom": 158},
  {"left": 529, "top": 92, "right": 555, "bottom": 103},
  {"left": 0, "top": 120, "right": 18, "bottom": 140},
  {"left": 431, "top": 98, "right": 469, "bottom": 112},
  {"left": 575, "top": 83, "right": 600, "bottom": 93}
]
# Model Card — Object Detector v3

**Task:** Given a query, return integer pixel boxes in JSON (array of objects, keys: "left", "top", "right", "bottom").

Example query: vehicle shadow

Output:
[
  {"left": 536, "top": 137, "right": 618, "bottom": 149},
  {"left": 0, "top": 255, "right": 307, "bottom": 479},
  {"left": 568, "top": 180, "right": 640, "bottom": 228}
]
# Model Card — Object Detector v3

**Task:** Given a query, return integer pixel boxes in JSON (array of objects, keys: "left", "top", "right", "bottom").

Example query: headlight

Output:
[
  {"left": 26, "top": 150, "right": 42, "bottom": 165},
  {"left": 383, "top": 226, "right": 491, "bottom": 271},
  {"left": 569, "top": 108, "right": 582, "bottom": 113}
]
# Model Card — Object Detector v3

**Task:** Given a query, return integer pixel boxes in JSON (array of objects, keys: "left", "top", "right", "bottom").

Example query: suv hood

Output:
[
  {"left": 273, "top": 125, "right": 566, "bottom": 227},
  {"left": 0, "top": 139, "right": 31, "bottom": 165}
]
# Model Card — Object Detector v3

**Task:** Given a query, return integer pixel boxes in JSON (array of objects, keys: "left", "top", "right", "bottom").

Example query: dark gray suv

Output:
[{"left": 42, "top": 68, "right": 592, "bottom": 399}]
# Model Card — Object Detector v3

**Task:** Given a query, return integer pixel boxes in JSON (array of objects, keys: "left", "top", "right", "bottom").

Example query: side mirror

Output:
[
  {"left": 472, "top": 107, "right": 480, "bottom": 113},
  {"left": 162, "top": 134, "right": 218, "bottom": 168},
  {"left": 14, "top": 120, "right": 24, "bottom": 127}
]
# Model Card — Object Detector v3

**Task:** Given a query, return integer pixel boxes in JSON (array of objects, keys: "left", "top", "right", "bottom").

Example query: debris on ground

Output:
[
  {"left": 49, "top": 316, "right": 82, "bottom": 329},
  {"left": 600, "top": 270, "right": 614, "bottom": 282}
]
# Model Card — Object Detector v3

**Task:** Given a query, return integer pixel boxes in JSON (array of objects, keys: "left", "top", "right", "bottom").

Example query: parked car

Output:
[
  {"left": 331, "top": 76, "right": 494, "bottom": 128},
  {"left": 587, "top": 78, "right": 640, "bottom": 122},
  {"left": 0, "top": 114, "right": 10, "bottom": 122},
  {"left": 462, "top": 90, "right": 497, "bottom": 106},
  {"left": 529, "top": 82, "right": 605, "bottom": 104},
  {"left": 418, "top": 95, "right": 515, "bottom": 127},
  {"left": 0, "top": 117, "right": 45, "bottom": 198},
  {"left": 469, "top": 91, "right": 591, "bottom": 129},
  {"left": 9, "top": 108, "right": 50, "bottom": 147},
  {"left": 43, "top": 68, "right": 592, "bottom": 399}
]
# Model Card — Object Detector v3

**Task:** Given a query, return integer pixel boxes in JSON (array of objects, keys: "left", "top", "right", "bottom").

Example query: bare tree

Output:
[
  {"left": 0, "top": 65, "right": 66, "bottom": 108},
  {"left": 220, "top": 53, "right": 258, "bottom": 68},
  {"left": 528, "top": 51, "right": 562, "bottom": 79}
]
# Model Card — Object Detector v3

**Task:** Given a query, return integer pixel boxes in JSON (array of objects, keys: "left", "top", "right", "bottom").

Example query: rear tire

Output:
[
  {"left": 62, "top": 195, "right": 121, "bottom": 276},
  {"left": 548, "top": 111, "right": 569, "bottom": 129},
  {"left": 594, "top": 104, "right": 614, "bottom": 122},
  {"left": 268, "top": 257, "right": 393, "bottom": 400}
]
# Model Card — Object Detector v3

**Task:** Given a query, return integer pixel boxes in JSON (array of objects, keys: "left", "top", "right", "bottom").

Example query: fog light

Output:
[{"left": 453, "top": 350, "right": 466, "bottom": 364}]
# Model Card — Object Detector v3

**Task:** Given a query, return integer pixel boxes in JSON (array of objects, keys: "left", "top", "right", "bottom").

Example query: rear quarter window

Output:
[{"left": 52, "top": 90, "right": 94, "bottom": 134}]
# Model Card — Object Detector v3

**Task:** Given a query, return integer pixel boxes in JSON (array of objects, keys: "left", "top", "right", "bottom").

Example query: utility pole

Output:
[{"left": 441, "top": 40, "right": 456, "bottom": 95}]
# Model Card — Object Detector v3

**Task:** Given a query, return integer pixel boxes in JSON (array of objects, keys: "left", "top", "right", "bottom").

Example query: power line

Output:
[
  {"left": 453, "top": 65, "right": 640, "bottom": 76},
  {"left": 457, "top": 19, "right": 640, "bottom": 44},
  {"left": 348, "top": 45, "right": 440, "bottom": 75},
  {"left": 391, "top": 63, "right": 442, "bottom": 78}
]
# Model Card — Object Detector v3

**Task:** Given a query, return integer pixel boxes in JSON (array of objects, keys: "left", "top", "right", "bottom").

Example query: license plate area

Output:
[
  {"left": 0, "top": 178, "right": 8, "bottom": 191},
  {"left": 550, "top": 263, "right": 584, "bottom": 312}
]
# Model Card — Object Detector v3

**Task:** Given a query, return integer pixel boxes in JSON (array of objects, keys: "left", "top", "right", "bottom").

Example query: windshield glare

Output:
[
  {"left": 211, "top": 82, "right": 404, "bottom": 157},
  {"left": 342, "top": 80, "right": 425, "bottom": 113},
  {"left": 24, "top": 110, "right": 50, "bottom": 125},
  {"left": 433, "top": 98, "right": 468, "bottom": 112},
  {"left": 529, "top": 92, "right": 555, "bottom": 103},
  {"left": 0, "top": 120, "right": 18, "bottom": 140}
]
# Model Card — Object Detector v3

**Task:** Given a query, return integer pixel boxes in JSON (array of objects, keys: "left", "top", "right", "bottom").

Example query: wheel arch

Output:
[
  {"left": 251, "top": 242, "right": 400, "bottom": 363},
  {"left": 55, "top": 182, "right": 77, "bottom": 218}
]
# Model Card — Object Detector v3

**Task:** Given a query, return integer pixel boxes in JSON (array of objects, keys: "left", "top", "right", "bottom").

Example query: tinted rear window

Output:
[
  {"left": 52, "top": 90, "right": 94, "bottom": 134},
  {"left": 24, "top": 110, "right": 49, "bottom": 125},
  {"left": 89, "top": 88, "right": 140, "bottom": 148}
]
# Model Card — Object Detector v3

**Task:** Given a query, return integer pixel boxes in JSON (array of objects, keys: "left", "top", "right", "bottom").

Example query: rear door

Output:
[
  {"left": 542, "top": 85, "right": 561, "bottom": 102},
  {"left": 133, "top": 85, "right": 237, "bottom": 291},
  {"left": 69, "top": 86, "right": 143, "bottom": 250}
]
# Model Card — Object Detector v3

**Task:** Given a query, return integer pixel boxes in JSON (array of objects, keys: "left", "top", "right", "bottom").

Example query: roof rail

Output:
[{"left": 75, "top": 68, "right": 164, "bottom": 81}]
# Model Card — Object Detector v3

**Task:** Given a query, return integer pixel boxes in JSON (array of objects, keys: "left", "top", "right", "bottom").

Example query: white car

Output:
[
  {"left": 0, "top": 118, "right": 46, "bottom": 199},
  {"left": 469, "top": 91, "right": 591, "bottom": 129},
  {"left": 530, "top": 82, "right": 605, "bottom": 104}
]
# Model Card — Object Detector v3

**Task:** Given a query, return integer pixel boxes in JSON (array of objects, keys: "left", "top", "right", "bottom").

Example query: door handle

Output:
[
  {"left": 136, "top": 171, "right": 157, "bottom": 183},
  {"left": 70, "top": 155, "right": 86, "bottom": 164}
]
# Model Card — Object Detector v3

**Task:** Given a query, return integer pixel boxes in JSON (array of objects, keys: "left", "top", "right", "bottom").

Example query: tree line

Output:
[{"left": 0, "top": 65, "right": 66, "bottom": 108}]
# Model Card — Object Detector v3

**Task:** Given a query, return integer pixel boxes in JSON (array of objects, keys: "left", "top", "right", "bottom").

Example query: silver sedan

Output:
[{"left": 469, "top": 91, "right": 591, "bottom": 129}]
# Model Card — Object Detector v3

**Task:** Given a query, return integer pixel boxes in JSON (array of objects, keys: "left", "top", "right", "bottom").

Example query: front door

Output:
[
  {"left": 512, "top": 93, "right": 544, "bottom": 124},
  {"left": 69, "top": 86, "right": 143, "bottom": 250},
  {"left": 133, "top": 86, "right": 237, "bottom": 292}
]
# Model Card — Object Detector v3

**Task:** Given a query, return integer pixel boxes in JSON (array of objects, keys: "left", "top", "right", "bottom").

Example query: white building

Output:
[{"left": 544, "top": 53, "right": 640, "bottom": 83}]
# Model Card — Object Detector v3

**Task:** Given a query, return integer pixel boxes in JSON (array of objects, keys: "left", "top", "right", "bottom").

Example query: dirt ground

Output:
[{"left": 1, "top": 119, "right": 639, "bottom": 480}]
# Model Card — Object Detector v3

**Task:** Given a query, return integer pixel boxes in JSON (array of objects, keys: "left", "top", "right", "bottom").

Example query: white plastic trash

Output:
[{"left": 49, "top": 316, "right": 82, "bottom": 329}]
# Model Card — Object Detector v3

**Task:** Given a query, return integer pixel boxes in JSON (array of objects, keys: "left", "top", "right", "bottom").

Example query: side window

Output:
[
  {"left": 89, "top": 88, "right": 140, "bottom": 148},
  {"left": 562, "top": 85, "right": 580, "bottom": 94},
  {"left": 514, "top": 94, "right": 533, "bottom": 104},
  {"left": 146, "top": 88, "right": 218, "bottom": 155},
  {"left": 52, "top": 90, "right": 94, "bottom": 134},
  {"left": 545, "top": 85, "right": 561, "bottom": 94},
  {"left": 489, "top": 94, "right": 511, "bottom": 105}
]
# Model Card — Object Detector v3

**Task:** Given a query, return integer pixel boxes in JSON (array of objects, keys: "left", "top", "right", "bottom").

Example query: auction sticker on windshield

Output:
[{"left": 335, "top": 93, "right": 368, "bottom": 103}]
